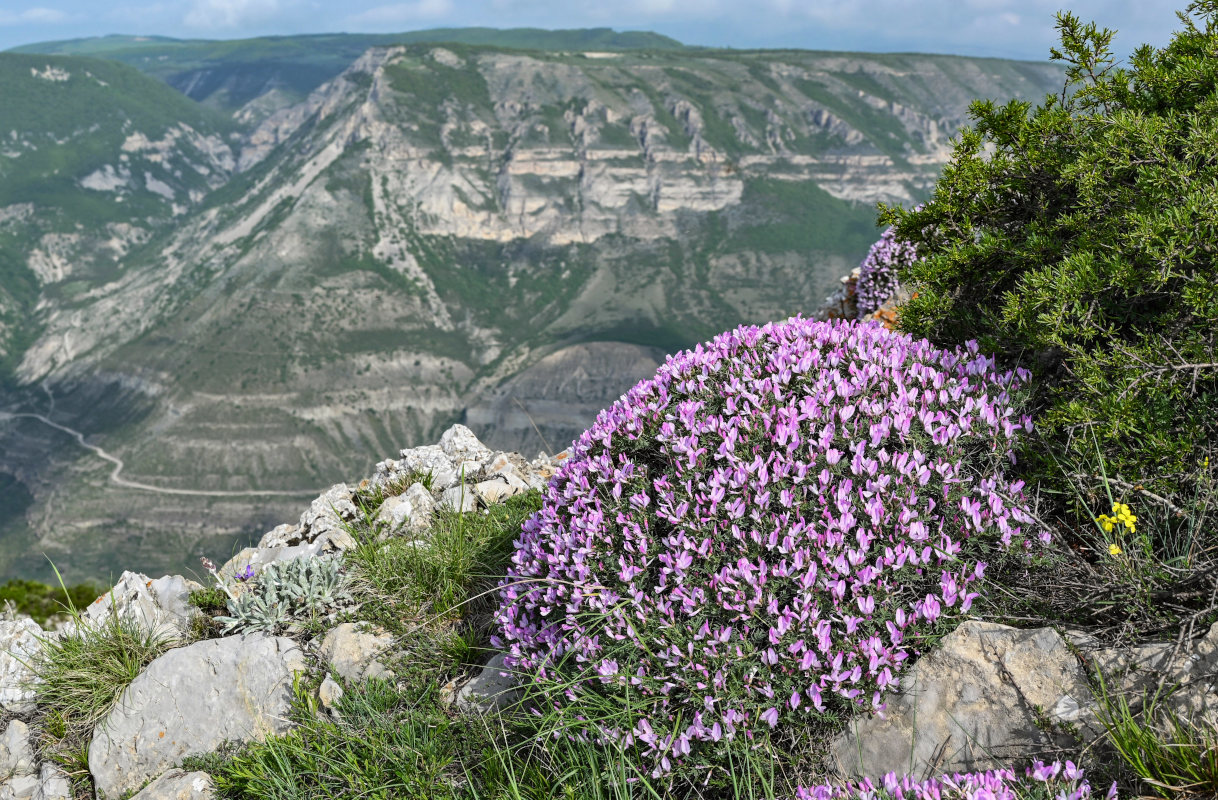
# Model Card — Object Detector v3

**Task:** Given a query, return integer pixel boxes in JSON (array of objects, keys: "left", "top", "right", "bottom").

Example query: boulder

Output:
[
  {"left": 0, "top": 619, "right": 45, "bottom": 713},
  {"left": 830, "top": 622, "right": 1094, "bottom": 780},
  {"left": 318, "top": 623, "right": 395, "bottom": 682},
  {"left": 376, "top": 446, "right": 457, "bottom": 493},
  {"left": 295, "top": 483, "right": 359, "bottom": 544},
  {"left": 1, "top": 764, "right": 72, "bottom": 800},
  {"left": 473, "top": 477, "right": 523, "bottom": 506},
  {"left": 33, "top": 766, "right": 69, "bottom": 800},
  {"left": 0, "top": 775, "right": 38, "bottom": 800},
  {"left": 456, "top": 652, "right": 519, "bottom": 713},
  {"left": 81, "top": 572, "right": 203, "bottom": 641},
  {"left": 89, "top": 633, "right": 307, "bottom": 799},
  {"left": 440, "top": 424, "right": 492, "bottom": 465},
  {"left": 218, "top": 543, "right": 340, "bottom": 582},
  {"left": 127, "top": 769, "right": 214, "bottom": 800}
]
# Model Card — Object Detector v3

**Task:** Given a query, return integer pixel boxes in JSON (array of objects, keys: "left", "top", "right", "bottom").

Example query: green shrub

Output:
[
  {"left": 885, "top": 4, "right": 1218, "bottom": 524},
  {"left": 0, "top": 578, "right": 103, "bottom": 626}
]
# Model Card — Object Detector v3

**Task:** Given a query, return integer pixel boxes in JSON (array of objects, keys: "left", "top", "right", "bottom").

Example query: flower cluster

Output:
[
  {"left": 794, "top": 760, "right": 1116, "bottom": 799},
  {"left": 856, "top": 226, "right": 919, "bottom": 317},
  {"left": 1096, "top": 502, "right": 1136, "bottom": 534},
  {"left": 494, "top": 317, "right": 1044, "bottom": 776}
]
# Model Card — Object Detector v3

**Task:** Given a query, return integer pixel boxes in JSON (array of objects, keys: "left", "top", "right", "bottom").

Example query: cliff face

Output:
[{"left": 0, "top": 42, "right": 1066, "bottom": 583}]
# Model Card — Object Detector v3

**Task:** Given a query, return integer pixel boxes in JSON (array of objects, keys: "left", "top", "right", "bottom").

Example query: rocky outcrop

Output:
[
  {"left": 317, "top": 622, "right": 395, "bottom": 682},
  {"left": 830, "top": 623, "right": 1096, "bottom": 780},
  {"left": 88, "top": 633, "right": 307, "bottom": 798},
  {"left": 77, "top": 572, "right": 203, "bottom": 641},
  {"left": 3, "top": 423, "right": 1213, "bottom": 799}
]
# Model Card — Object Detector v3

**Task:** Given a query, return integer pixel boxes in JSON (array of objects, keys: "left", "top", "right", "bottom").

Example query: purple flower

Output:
[
  {"left": 494, "top": 317, "right": 1045, "bottom": 776},
  {"left": 855, "top": 226, "right": 920, "bottom": 316},
  {"left": 236, "top": 565, "right": 256, "bottom": 582}
]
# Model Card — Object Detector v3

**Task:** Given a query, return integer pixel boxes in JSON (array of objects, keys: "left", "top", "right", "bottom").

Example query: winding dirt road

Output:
[{"left": 0, "top": 410, "right": 323, "bottom": 498}]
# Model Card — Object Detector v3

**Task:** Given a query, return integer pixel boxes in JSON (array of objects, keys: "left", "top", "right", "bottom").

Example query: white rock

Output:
[
  {"left": 89, "top": 633, "right": 307, "bottom": 798},
  {"left": 126, "top": 768, "right": 214, "bottom": 800},
  {"left": 830, "top": 622, "right": 1096, "bottom": 780},
  {"left": 473, "top": 477, "right": 523, "bottom": 506},
  {"left": 0, "top": 619, "right": 45, "bottom": 713},
  {"left": 81, "top": 572, "right": 203, "bottom": 641},
  {"left": 439, "top": 424, "right": 492, "bottom": 464},
  {"left": 32, "top": 765, "right": 69, "bottom": 800},
  {"left": 318, "top": 674, "right": 344, "bottom": 712},
  {"left": 385, "top": 445, "right": 458, "bottom": 492},
  {"left": 374, "top": 482, "right": 436, "bottom": 538},
  {"left": 296, "top": 484, "right": 359, "bottom": 543},
  {"left": 257, "top": 523, "right": 302, "bottom": 549},
  {"left": 318, "top": 622, "right": 395, "bottom": 682},
  {"left": 0, "top": 719, "right": 35, "bottom": 779},
  {"left": 440, "top": 485, "right": 477, "bottom": 513},
  {"left": 218, "top": 543, "right": 336, "bottom": 582}
]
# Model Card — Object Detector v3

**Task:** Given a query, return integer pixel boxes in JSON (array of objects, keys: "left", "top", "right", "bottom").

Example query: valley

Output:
[{"left": 0, "top": 31, "right": 1066, "bottom": 584}]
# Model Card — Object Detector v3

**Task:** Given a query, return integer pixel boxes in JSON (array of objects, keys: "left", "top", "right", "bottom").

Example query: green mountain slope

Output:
[
  {"left": 0, "top": 53, "right": 236, "bottom": 375},
  {"left": 0, "top": 40, "right": 1066, "bottom": 586},
  {"left": 10, "top": 29, "right": 685, "bottom": 114}
]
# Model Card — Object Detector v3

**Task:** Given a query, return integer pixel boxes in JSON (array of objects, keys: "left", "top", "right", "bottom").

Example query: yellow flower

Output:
[{"left": 1109, "top": 543, "right": 1122, "bottom": 556}]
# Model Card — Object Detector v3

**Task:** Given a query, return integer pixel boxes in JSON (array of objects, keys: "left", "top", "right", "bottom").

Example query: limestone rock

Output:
[
  {"left": 81, "top": 572, "right": 203, "bottom": 641},
  {"left": 0, "top": 719, "right": 35, "bottom": 779},
  {"left": 318, "top": 674, "right": 344, "bottom": 712},
  {"left": 374, "top": 482, "right": 435, "bottom": 537},
  {"left": 89, "top": 633, "right": 307, "bottom": 799},
  {"left": 296, "top": 483, "right": 359, "bottom": 543},
  {"left": 318, "top": 622, "right": 395, "bottom": 682},
  {"left": 32, "top": 766, "right": 69, "bottom": 800},
  {"left": 473, "top": 477, "right": 523, "bottom": 506},
  {"left": 456, "top": 652, "right": 519, "bottom": 713},
  {"left": 440, "top": 485, "right": 477, "bottom": 513},
  {"left": 376, "top": 445, "right": 457, "bottom": 493},
  {"left": 256, "top": 523, "right": 302, "bottom": 549},
  {"left": 0, "top": 619, "right": 45, "bottom": 713},
  {"left": 440, "top": 424, "right": 492, "bottom": 465},
  {"left": 0, "top": 775, "right": 39, "bottom": 800},
  {"left": 218, "top": 543, "right": 338, "bottom": 582},
  {"left": 1085, "top": 620, "right": 1218, "bottom": 728},
  {"left": 127, "top": 769, "right": 214, "bottom": 800},
  {"left": 830, "top": 622, "right": 1094, "bottom": 780}
]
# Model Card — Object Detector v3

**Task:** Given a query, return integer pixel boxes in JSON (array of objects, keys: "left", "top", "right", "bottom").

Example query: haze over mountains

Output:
[{"left": 0, "top": 29, "right": 1065, "bottom": 585}]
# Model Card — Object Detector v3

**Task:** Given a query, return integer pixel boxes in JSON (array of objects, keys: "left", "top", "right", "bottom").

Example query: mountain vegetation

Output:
[
  {"left": 886, "top": 3, "right": 1218, "bottom": 606},
  {"left": 11, "top": 29, "right": 686, "bottom": 114},
  {"left": 0, "top": 32, "right": 1063, "bottom": 586}
]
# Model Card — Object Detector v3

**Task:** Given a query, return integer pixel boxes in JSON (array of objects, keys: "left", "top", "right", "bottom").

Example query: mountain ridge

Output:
[{"left": 0, "top": 39, "right": 1067, "bottom": 585}]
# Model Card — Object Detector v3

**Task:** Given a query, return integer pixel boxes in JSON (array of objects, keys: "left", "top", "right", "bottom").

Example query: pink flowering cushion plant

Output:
[
  {"left": 794, "top": 760, "right": 1116, "bottom": 799},
  {"left": 856, "top": 226, "right": 919, "bottom": 317},
  {"left": 494, "top": 317, "right": 1045, "bottom": 777}
]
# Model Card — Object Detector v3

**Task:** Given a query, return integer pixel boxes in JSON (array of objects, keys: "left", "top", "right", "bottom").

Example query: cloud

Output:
[
  {"left": 0, "top": 7, "right": 68, "bottom": 25},
  {"left": 183, "top": 0, "right": 288, "bottom": 29},
  {"left": 346, "top": 0, "right": 454, "bottom": 26}
]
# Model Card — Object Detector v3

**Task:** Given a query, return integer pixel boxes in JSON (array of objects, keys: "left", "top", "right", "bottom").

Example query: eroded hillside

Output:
[{"left": 0, "top": 41, "right": 1065, "bottom": 583}]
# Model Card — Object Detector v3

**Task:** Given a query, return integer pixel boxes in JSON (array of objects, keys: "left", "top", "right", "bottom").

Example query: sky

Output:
[{"left": 0, "top": 0, "right": 1192, "bottom": 60}]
